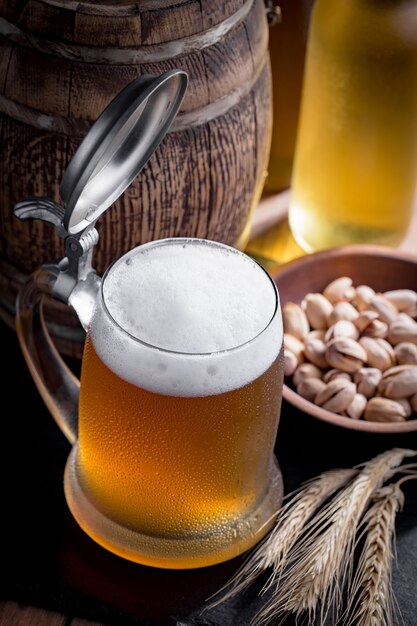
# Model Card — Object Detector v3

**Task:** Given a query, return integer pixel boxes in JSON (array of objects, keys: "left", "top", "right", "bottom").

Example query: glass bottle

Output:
[
  {"left": 265, "top": 0, "right": 314, "bottom": 193},
  {"left": 289, "top": 0, "right": 417, "bottom": 252}
]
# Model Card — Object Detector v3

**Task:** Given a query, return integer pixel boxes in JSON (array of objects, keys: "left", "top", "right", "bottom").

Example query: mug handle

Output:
[{"left": 16, "top": 266, "right": 79, "bottom": 444}]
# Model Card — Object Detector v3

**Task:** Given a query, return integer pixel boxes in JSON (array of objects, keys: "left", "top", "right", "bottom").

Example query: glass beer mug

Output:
[{"left": 14, "top": 71, "right": 284, "bottom": 569}]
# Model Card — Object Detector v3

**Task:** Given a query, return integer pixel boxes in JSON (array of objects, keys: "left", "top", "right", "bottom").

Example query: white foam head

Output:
[{"left": 89, "top": 239, "right": 282, "bottom": 396}]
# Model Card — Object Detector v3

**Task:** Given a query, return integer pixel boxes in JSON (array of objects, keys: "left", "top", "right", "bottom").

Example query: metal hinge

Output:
[{"left": 264, "top": 0, "right": 282, "bottom": 26}]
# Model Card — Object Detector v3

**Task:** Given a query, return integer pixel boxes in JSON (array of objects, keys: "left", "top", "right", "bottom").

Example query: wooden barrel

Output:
[{"left": 0, "top": 0, "right": 272, "bottom": 356}]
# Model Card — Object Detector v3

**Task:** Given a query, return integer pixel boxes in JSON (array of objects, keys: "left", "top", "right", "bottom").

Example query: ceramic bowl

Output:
[{"left": 272, "top": 245, "right": 417, "bottom": 433}]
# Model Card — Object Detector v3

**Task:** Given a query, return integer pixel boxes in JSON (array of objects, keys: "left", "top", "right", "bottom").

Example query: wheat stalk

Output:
[
  {"left": 251, "top": 448, "right": 416, "bottom": 626},
  {"left": 205, "top": 468, "right": 357, "bottom": 610}
]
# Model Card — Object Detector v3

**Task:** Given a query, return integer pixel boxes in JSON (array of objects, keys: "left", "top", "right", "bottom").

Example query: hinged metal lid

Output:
[{"left": 60, "top": 69, "right": 188, "bottom": 235}]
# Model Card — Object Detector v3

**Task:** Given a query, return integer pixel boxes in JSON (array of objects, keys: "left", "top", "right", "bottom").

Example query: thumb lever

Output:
[{"left": 14, "top": 197, "right": 100, "bottom": 307}]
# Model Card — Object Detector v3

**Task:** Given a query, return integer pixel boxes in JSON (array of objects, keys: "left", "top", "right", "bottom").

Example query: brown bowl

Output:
[{"left": 272, "top": 245, "right": 417, "bottom": 433}]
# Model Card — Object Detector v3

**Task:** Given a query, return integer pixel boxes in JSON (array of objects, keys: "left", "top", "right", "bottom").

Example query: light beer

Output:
[
  {"left": 65, "top": 239, "right": 283, "bottom": 568},
  {"left": 289, "top": 0, "right": 417, "bottom": 251}
]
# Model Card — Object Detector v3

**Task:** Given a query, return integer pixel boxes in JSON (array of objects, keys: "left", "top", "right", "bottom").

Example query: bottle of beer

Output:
[
  {"left": 288, "top": 0, "right": 417, "bottom": 251},
  {"left": 265, "top": 0, "right": 314, "bottom": 193}
]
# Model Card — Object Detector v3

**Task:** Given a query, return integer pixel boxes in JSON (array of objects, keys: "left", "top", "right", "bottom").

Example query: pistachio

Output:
[
  {"left": 326, "top": 337, "right": 367, "bottom": 373},
  {"left": 353, "top": 285, "right": 376, "bottom": 311},
  {"left": 354, "top": 310, "right": 378, "bottom": 332},
  {"left": 405, "top": 303, "right": 417, "bottom": 319},
  {"left": 396, "top": 398, "right": 413, "bottom": 418},
  {"left": 323, "top": 277, "right": 355, "bottom": 304},
  {"left": 345, "top": 393, "right": 367, "bottom": 419},
  {"left": 296, "top": 378, "right": 326, "bottom": 403},
  {"left": 288, "top": 278, "right": 417, "bottom": 422},
  {"left": 323, "top": 369, "right": 352, "bottom": 383},
  {"left": 384, "top": 289, "right": 417, "bottom": 314},
  {"left": 387, "top": 315, "right": 417, "bottom": 346},
  {"left": 378, "top": 365, "right": 417, "bottom": 399},
  {"left": 293, "top": 363, "right": 323, "bottom": 386},
  {"left": 302, "top": 293, "right": 333, "bottom": 329},
  {"left": 364, "top": 397, "right": 407, "bottom": 423},
  {"left": 284, "top": 349, "right": 299, "bottom": 377},
  {"left": 363, "top": 320, "right": 388, "bottom": 339},
  {"left": 282, "top": 302, "right": 310, "bottom": 340},
  {"left": 304, "top": 338, "right": 328, "bottom": 369},
  {"left": 354, "top": 311, "right": 388, "bottom": 339},
  {"left": 307, "top": 329, "right": 326, "bottom": 341},
  {"left": 399, "top": 312, "right": 415, "bottom": 321},
  {"left": 394, "top": 342, "right": 417, "bottom": 365},
  {"left": 328, "top": 301, "right": 359, "bottom": 325},
  {"left": 315, "top": 379, "right": 356, "bottom": 412},
  {"left": 354, "top": 367, "right": 382, "bottom": 398},
  {"left": 358, "top": 337, "right": 395, "bottom": 371},
  {"left": 369, "top": 294, "right": 398, "bottom": 324},
  {"left": 325, "top": 320, "right": 359, "bottom": 343},
  {"left": 284, "top": 333, "right": 305, "bottom": 362}
]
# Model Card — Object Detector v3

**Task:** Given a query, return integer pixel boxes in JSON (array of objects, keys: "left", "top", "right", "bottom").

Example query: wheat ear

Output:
[
  {"left": 345, "top": 472, "right": 417, "bottom": 626},
  {"left": 205, "top": 468, "right": 357, "bottom": 610},
  {"left": 252, "top": 448, "right": 416, "bottom": 626},
  {"left": 344, "top": 483, "right": 404, "bottom": 626}
]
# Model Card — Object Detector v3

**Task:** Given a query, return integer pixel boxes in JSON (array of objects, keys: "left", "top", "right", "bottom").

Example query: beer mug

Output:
[{"left": 14, "top": 71, "right": 284, "bottom": 569}]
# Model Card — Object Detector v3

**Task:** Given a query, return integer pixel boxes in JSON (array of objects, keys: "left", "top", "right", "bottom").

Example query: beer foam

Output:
[{"left": 90, "top": 239, "right": 282, "bottom": 396}]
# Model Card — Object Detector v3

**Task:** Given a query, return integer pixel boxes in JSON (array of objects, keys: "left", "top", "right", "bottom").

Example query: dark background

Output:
[{"left": 1, "top": 323, "right": 416, "bottom": 626}]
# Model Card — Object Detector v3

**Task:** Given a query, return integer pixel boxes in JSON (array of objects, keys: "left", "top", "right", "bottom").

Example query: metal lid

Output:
[{"left": 60, "top": 69, "right": 188, "bottom": 235}]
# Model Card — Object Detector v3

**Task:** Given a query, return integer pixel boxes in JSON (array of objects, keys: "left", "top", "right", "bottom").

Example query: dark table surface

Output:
[{"left": 2, "top": 322, "right": 417, "bottom": 626}]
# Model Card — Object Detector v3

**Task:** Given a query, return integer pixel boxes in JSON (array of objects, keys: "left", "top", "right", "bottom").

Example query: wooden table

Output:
[{"left": 1, "top": 192, "right": 417, "bottom": 626}]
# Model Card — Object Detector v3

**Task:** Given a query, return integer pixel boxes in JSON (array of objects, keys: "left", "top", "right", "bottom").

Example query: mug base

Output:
[{"left": 64, "top": 444, "right": 283, "bottom": 569}]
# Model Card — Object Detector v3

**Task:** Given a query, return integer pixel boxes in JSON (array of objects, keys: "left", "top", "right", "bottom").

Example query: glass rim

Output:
[{"left": 99, "top": 237, "right": 279, "bottom": 357}]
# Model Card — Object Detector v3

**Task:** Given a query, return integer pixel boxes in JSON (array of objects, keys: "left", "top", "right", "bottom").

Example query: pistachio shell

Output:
[
  {"left": 395, "top": 398, "right": 413, "bottom": 418},
  {"left": 303, "top": 293, "right": 333, "bottom": 330},
  {"left": 354, "top": 285, "right": 376, "bottom": 311},
  {"left": 394, "top": 342, "right": 417, "bottom": 365},
  {"left": 282, "top": 302, "right": 310, "bottom": 340},
  {"left": 307, "top": 329, "right": 326, "bottom": 341},
  {"left": 358, "top": 337, "right": 395, "bottom": 371},
  {"left": 387, "top": 315, "right": 417, "bottom": 346},
  {"left": 354, "top": 310, "right": 379, "bottom": 333},
  {"left": 284, "top": 349, "right": 299, "bottom": 377},
  {"left": 404, "top": 304, "right": 417, "bottom": 318},
  {"left": 325, "top": 320, "right": 359, "bottom": 343},
  {"left": 378, "top": 365, "right": 417, "bottom": 399},
  {"left": 369, "top": 294, "right": 398, "bottom": 324},
  {"left": 296, "top": 378, "right": 327, "bottom": 403},
  {"left": 345, "top": 393, "right": 367, "bottom": 419},
  {"left": 315, "top": 379, "right": 356, "bottom": 412},
  {"left": 354, "top": 367, "right": 382, "bottom": 398},
  {"left": 284, "top": 333, "right": 305, "bottom": 361},
  {"left": 326, "top": 337, "right": 367, "bottom": 373},
  {"left": 328, "top": 302, "right": 359, "bottom": 325},
  {"left": 323, "top": 369, "right": 352, "bottom": 383},
  {"left": 293, "top": 363, "right": 323, "bottom": 386},
  {"left": 354, "top": 311, "right": 388, "bottom": 338},
  {"left": 362, "top": 320, "right": 388, "bottom": 339},
  {"left": 384, "top": 289, "right": 417, "bottom": 312},
  {"left": 323, "top": 277, "right": 355, "bottom": 304},
  {"left": 364, "top": 397, "right": 407, "bottom": 422},
  {"left": 304, "top": 338, "right": 328, "bottom": 369}
]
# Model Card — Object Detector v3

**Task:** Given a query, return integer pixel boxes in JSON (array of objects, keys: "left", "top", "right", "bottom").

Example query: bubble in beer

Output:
[{"left": 91, "top": 239, "right": 282, "bottom": 397}]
